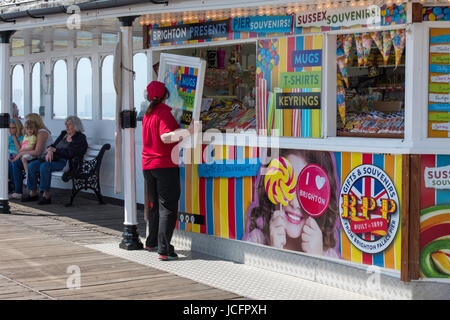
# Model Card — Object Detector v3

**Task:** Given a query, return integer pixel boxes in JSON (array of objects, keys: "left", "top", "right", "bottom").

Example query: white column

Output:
[
  {"left": 404, "top": 4, "right": 425, "bottom": 145},
  {"left": 122, "top": 25, "right": 137, "bottom": 226},
  {"left": 118, "top": 16, "right": 142, "bottom": 250},
  {"left": 0, "top": 31, "right": 14, "bottom": 213}
]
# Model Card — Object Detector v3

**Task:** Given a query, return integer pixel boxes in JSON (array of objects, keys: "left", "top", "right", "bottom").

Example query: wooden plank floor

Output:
[{"left": 1, "top": 189, "right": 244, "bottom": 300}]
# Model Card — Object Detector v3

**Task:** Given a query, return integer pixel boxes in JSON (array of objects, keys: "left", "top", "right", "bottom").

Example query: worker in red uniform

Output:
[{"left": 141, "top": 81, "right": 193, "bottom": 261}]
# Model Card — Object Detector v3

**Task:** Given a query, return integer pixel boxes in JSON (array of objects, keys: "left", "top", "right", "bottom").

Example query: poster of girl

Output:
[{"left": 242, "top": 149, "right": 342, "bottom": 259}]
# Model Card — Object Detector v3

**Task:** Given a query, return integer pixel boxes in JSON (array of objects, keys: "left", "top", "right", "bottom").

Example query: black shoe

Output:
[
  {"left": 37, "top": 197, "right": 51, "bottom": 205},
  {"left": 21, "top": 194, "right": 39, "bottom": 202}
]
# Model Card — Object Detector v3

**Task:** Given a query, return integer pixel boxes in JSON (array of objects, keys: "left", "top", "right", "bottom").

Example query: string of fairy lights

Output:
[{"left": 137, "top": 0, "right": 449, "bottom": 26}]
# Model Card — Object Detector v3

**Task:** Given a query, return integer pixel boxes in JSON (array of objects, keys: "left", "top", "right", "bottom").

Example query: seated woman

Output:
[
  {"left": 10, "top": 113, "right": 53, "bottom": 199},
  {"left": 24, "top": 115, "right": 88, "bottom": 205}
]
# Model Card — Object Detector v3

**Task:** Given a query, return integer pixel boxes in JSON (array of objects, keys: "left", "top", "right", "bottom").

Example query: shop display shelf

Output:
[{"left": 337, "top": 131, "right": 404, "bottom": 139}]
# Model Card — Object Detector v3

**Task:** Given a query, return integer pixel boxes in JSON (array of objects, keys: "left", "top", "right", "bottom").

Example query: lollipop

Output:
[
  {"left": 264, "top": 157, "right": 297, "bottom": 207},
  {"left": 362, "top": 33, "right": 373, "bottom": 66},
  {"left": 370, "top": 32, "right": 383, "bottom": 60},
  {"left": 390, "top": 29, "right": 405, "bottom": 68},
  {"left": 337, "top": 86, "right": 346, "bottom": 124},
  {"left": 337, "top": 56, "right": 349, "bottom": 88},
  {"left": 382, "top": 30, "right": 393, "bottom": 65},
  {"left": 354, "top": 33, "right": 364, "bottom": 67},
  {"left": 343, "top": 34, "right": 353, "bottom": 65}
]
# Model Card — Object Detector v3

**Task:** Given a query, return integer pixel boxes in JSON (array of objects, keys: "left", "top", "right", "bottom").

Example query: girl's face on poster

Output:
[{"left": 283, "top": 153, "right": 308, "bottom": 239}]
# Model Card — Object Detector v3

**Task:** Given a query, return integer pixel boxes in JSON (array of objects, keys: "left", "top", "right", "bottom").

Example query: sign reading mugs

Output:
[
  {"left": 339, "top": 164, "right": 400, "bottom": 254},
  {"left": 296, "top": 5, "right": 381, "bottom": 28}
]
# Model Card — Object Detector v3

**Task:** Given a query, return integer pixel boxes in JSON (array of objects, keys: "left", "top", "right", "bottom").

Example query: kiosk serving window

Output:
[
  {"left": 153, "top": 42, "right": 257, "bottom": 132},
  {"left": 336, "top": 30, "right": 406, "bottom": 138}
]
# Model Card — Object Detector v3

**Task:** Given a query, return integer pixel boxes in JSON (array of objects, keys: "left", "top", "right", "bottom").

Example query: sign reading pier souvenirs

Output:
[
  {"left": 150, "top": 20, "right": 229, "bottom": 45},
  {"left": 339, "top": 164, "right": 400, "bottom": 254},
  {"left": 296, "top": 5, "right": 381, "bottom": 28}
]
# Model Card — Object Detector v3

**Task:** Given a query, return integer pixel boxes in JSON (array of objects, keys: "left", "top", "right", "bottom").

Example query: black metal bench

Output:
[{"left": 52, "top": 143, "right": 111, "bottom": 207}]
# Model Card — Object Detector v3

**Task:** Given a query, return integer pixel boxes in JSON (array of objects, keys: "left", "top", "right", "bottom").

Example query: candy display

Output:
[
  {"left": 340, "top": 110, "right": 404, "bottom": 135},
  {"left": 337, "top": 30, "right": 405, "bottom": 137},
  {"left": 200, "top": 97, "right": 256, "bottom": 132},
  {"left": 423, "top": 6, "right": 450, "bottom": 22},
  {"left": 381, "top": 3, "right": 407, "bottom": 25},
  {"left": 264, "top": 157, "right": 297, "bottom": 207}
]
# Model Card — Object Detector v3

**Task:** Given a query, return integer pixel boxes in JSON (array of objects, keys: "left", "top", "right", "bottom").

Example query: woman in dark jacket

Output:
[{"left": 22, "top": 115, "right": 88, "bottom": 205}]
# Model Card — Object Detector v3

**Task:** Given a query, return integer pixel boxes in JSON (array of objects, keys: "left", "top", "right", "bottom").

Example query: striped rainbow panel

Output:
[{"left": 177, "top": 145, "right": 258, "bottom": 240}]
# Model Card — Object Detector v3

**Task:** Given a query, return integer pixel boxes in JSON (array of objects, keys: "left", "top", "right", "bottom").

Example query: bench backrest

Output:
[{"left": 84, "top": 144, "right": 104, "bottom": 162}]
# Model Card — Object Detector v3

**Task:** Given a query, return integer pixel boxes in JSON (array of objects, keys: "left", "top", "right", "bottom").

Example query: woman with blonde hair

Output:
[
  {"left": 25, "top": 115, "right": 87, "bottom": 205},
  {"left": 10, "top": 113, "right": 53, "bottom": 200}
]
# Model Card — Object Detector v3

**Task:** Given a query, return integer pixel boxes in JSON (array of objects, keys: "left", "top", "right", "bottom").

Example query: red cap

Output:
[{"left": 146, "top": 81, "right": 166, "bottom": 101}]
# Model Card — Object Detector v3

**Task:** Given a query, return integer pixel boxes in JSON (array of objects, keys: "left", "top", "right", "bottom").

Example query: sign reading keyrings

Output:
[
  {"left": 339, "top": 164, "right": 400, "bottom": 254},
  {"left": 275, "top": 92, "right": 321, "bottom": 110}
]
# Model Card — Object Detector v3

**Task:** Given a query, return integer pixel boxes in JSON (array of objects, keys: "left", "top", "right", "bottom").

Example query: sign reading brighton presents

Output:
[
  {"left": 339, "top": 164, "right": 400, "bottom": 254},
  {"left": 296, "top": 5, "right": 381, "bottom": 28}
]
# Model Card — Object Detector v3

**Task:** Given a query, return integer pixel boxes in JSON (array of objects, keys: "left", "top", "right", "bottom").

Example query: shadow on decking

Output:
[{"left": 9, "top": 187, "right": 147, "bottom": 239}]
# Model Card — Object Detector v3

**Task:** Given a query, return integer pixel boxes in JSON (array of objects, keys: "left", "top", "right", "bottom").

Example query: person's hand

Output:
[
  {"left": 45, "top": 150, "right": 54, "bottom": 162},
  {"left": 187, "top": 120, "right": 201, "bottom": 135},
  {"left": 246, "top": 229, "right": 265, "bottom": 244},
  {"left": 12, "top": 153, "right": 22, "bottom": 162},
  {"left": 301, "top": 217, "right": 323, "bottom": 255},
  {"left": 269, "top": 210, "right": 287, "bottom": 249}
]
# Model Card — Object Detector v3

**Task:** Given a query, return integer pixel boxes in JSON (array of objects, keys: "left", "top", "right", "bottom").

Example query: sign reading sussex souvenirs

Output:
[
  {"left": 296, "top": 5, "right": 381, "bottom": 28},
  {"left": 150, "top": 20, "right": 229, "bottom": 44},
  {"left": 424, "top": 165, "right": 450, "bottom": 189},
  {"left": 231, "top": 15, "right": 292, "bottom": 34},
  {"left": 339, "top": 164, "right": 400, "bottom": 254}
]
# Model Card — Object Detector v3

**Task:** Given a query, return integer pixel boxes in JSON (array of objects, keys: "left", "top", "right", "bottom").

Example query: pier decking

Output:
[{"left": 1, "top": 188, "right": 373, "bottom": 300}]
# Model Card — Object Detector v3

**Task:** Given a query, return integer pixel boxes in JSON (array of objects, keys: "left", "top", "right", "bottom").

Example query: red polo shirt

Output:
[{"left": 142, "top": 103, "right": 179, "bottom": 170}]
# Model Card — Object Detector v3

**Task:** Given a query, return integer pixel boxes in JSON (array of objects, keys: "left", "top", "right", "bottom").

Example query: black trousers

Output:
[{"left": 143, "top": 167, "right": 180, "bottom": 255}]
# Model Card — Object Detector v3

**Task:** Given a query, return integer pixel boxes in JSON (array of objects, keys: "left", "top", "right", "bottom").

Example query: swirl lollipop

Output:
[{"left": 264, "top": 157, "right": 297, "bottom": 207}]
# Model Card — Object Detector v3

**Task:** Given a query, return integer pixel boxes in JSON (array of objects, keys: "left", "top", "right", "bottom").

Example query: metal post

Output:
[
  {"left": 118, "top": 16, "right": 143, "bottom": 250},
  {"left": 0, "top": 31, "right": 14, "bottom": 214}
]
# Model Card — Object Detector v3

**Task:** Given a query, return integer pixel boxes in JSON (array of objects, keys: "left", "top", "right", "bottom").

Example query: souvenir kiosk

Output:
[
  {"left": 0, "top": 0, "right": 448, "bottom": 300},
  {"left": 142, "top": 1, "right": 450, "bottom": 298}
]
